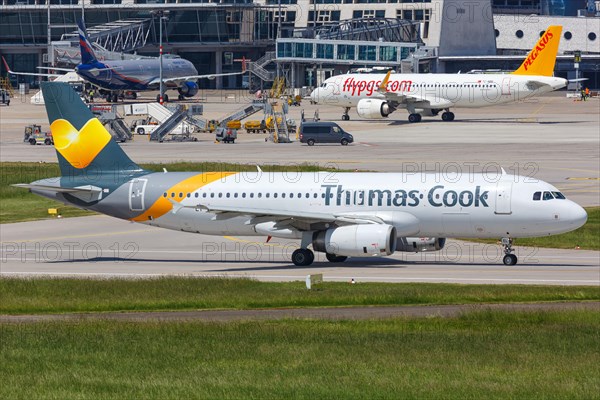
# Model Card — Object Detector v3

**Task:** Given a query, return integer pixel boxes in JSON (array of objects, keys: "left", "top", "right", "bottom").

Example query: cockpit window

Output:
[
  {"left": 552, "top": 192, "right": 566, "bottom": 199},
  {"left": 543, "top": 191, "right": 554, "bottom": 201},
  {"left": 533, "top": 192, "right": 541, "bottom": 201}
]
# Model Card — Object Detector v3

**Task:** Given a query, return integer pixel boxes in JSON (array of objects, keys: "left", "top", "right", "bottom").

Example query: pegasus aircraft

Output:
[{"left": 310, "top": 26, "right": 574, "bottom": 123}]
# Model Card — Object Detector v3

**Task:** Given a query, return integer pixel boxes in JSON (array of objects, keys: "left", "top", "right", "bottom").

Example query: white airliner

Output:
[
  {"left": 16, "top": 82, "right": 587, "bottom": 267},
  {"left": 310, "top": 26, "right": 571, "bottom": 123}
]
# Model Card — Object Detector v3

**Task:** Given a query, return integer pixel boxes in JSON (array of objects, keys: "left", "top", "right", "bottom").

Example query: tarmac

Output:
[
  {"left": 0, "top": 89, "right": 598, "bottom": 284},
  {"left": 1, "top": 216, "right": 598, "bottom": 285}
]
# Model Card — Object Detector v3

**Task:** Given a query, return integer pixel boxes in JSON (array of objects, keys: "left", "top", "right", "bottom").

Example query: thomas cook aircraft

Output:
[
  {"left": 310, "top": 26, "right": 574, "bottom": 123},
  {"left": 15, "top": 82, "right": 587, "bottom": 266}
]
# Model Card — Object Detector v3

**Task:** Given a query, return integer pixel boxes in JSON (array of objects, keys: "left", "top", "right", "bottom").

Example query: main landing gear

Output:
[
  {"left": 501, "top": 237, "right": 518, "bottom": 266},
  {"left": 441, "top": 111, "right": 455, "bottom": 121},
  {"left": 408, "top": 113, "right": 422, "bottom": 123},
  {"left": 156, "top": 93, "right": 169, "bottom": 103},
  {"left": 342, "top": 107, "right": 351, "bottom": 121},
  {"left": 291, "top": 249, "right": 349, "bottom": 266}
]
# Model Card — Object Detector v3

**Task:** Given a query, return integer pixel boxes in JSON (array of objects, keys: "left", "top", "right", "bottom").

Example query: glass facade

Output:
[
  {"left": 379, "top": 46, "right": 397, "bottom": 62},
  {"left": 316, "top": 43, "right": 334, "bottom": 59},
  {"left": 357, "top": 45, "right": 376, "bottom": 61},
  {"left": 337, "top": 44, "right": 355, "bottom": 60}
]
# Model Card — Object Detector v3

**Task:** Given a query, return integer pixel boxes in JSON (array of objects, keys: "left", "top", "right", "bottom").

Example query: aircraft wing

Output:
[
  {"left": 382, "top": 91, "right": 454, "bottom": 109},
  {"left": 149, "top": 71, "right": 246, "bottom": 86},
  {"left": 375, "top": 70, "right": 454, "bottom": 110},
  {"left": 2, "top": 56, "right": 63, "bottom": 78},
  {"left": 172, "top": 201, "right": 387, "bottom": 227}
]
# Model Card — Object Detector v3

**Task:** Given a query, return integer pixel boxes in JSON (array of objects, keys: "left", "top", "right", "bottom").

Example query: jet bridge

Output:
[{"left": 52, "top": 19, "right": 154, "bottom": 66}]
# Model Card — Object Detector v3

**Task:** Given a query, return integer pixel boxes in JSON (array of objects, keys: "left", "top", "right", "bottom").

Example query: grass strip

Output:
[
  {"left": 1, "top": 310, "right": 598, "bottom": 399},
  {"left": 1, "top": 278, "right": 598, "bottom": 315}
]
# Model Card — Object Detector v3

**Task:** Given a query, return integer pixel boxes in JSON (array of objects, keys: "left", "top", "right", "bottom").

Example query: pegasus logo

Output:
[{"left": 523, "top": 31, "right": 555, "bottom": 72}]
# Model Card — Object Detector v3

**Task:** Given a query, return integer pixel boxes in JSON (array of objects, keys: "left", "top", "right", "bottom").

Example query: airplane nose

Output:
[{"left": 567, "top": 203, "right": 588, "bottom": 229}]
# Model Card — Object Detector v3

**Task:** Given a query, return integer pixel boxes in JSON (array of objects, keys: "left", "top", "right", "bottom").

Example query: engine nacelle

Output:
[
  {"left": 356, "top": 99, "right": 391, "bottom": 119},
  {"left": 178, "top": 81, "right": 199, "bottom": 98},
  {"left": 396, "top": 237, "right": 446, "bottom": 253},
  {"left": 313, "top": 224, "right": 397, "bottom": 257}
]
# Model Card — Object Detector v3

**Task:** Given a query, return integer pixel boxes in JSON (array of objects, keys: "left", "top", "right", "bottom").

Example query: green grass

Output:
[
  {"left": 1, "top": 310, "right": 599, "bottom": 399},
  {"left": 1, "top": 278, "right": 598, "bottom": 315},
  {"left": 0, "top": 162, "right": 345, "bottom": 224}
]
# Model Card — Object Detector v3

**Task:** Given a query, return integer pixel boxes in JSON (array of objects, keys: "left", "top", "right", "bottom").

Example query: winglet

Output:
[
  {"left": 378, "top": 70, "right": 392, "bottom": 92},
  {"left": 513, "top": 26, "right": 562, "bottom": 77}
]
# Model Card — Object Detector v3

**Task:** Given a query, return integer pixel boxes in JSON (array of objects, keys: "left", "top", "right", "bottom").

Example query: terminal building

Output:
[{"left": 1, "top": 0, "right": 599, "bottom": 89}]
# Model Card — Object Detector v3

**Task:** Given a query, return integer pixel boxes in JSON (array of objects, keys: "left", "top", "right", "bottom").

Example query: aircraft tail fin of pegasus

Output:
[
  {"left": 41, "top": 82, "right": 144, "bottom": 178},
  {"left": 513, "top": 26, "right": 562, "bottom": 77},
  {"left": 77, "top": 19, "right": 98, "bottom": 65}
]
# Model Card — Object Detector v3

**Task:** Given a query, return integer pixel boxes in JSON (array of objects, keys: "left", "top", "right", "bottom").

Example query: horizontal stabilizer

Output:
[{"left": 12, "top": 183, "right": 102, "bottom": 194}]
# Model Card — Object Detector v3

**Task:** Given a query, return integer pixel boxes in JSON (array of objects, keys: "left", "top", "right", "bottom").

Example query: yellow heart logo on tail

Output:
[{"left": 50, "top": 118, "right": 112, "bottom": 169}]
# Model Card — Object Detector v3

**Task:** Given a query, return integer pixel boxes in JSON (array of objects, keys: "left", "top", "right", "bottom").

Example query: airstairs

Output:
[
  {"left": 217, "top": 100, "right": 266, "bottom": 127},
  {"left": 150, "top": 106, "right": 189, "bottom": 142},
  {"left": 247, "top": 51, "right": 276, "bottom": 82},
  {"left": 268, "top": 102, "right": 292, "bottom": 143}
]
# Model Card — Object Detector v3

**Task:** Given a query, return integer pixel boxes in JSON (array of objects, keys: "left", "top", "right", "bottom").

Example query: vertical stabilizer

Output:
[
  {"left": 513, "top": 26, "right": 562, "bottom": 76},
  {"left": 41, "top": 82, "right": 143, "bottom": 178},
  {"left": 77, "top": 19, "right": 98, "bottom": 65}
]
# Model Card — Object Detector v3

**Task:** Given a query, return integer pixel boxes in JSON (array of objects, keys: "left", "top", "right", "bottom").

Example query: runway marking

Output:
[
  {"left": 0, "top": 271, "right": 597, "bottom": 284},
  {"left": 566, "top": 177, "right": 600, "bottom": 181},
  {"left": 0, "top": 228, "right": 154, "bottom": 245}
]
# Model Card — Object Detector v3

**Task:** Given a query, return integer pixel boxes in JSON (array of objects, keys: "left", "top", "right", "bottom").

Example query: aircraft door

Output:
[
  {"left": 495, "top": 182, "right": 513, "bottom": 215},
  {"left": 501, "top": 77, "right": 512, "bottom": 96},
  {"left": 129, "top": 178, "right": 147, "bottom": 212}
]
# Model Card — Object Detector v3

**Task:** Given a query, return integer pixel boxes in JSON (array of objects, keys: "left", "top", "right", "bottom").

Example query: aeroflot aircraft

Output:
[
  {"left": 16, "top": 82, "right": 587, "bottom": 266},
  {"left": 3, "top": 20, "right": 244, "bottom": 103},
  {"left": 310, "top": 26, "right": 570, "bottom": 123}
]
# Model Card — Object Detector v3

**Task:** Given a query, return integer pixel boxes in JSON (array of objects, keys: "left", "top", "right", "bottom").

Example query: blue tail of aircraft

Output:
[{"left": 77, "top": 20, "right": 98, "bottom": 65}]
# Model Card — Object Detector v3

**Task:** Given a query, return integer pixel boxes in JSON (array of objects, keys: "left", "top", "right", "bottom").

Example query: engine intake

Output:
[
  {"left": 357, "top": 99, "right": 391, "bottom": 119},
  {"left": 313, "top": 224, "right": 397, "bottom": 257},
  {"left": 178, "top": 81, "right": 199, "bottom": 98},
  {"left": 396, "top": 237, "right": 446, "bottom": 253}
]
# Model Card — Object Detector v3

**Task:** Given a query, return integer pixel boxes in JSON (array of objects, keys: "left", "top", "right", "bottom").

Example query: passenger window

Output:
[
  {"left": 552, "top": 192, "right": 566, "bottom": 199},
  {"left": 533, "top": 192, "right": 541, "bottom": 201},
  {"left": 543, "top": 191, "right": 554, "bottom": 201}
]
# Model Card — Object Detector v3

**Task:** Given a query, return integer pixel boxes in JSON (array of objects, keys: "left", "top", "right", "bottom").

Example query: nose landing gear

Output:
[
  {"left": 342, "top": 107, "right": 351, "bottom": 121},
  {"left": 501, "top": 237, "right": 518, "bottom": 265}
]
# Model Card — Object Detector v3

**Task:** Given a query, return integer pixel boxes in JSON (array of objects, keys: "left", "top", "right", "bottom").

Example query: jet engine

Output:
[
  {"left": 396, "top": 237, "right": 446, "bottom": 253},
  {"left": 356, "top": 99, "right": 391, "bottom": 119},
  {"left": 178, "top": 81, "right": 199, "bottom": 98},
  {"left": 313, "top": 224, "right": 397, "bottom": 257}
]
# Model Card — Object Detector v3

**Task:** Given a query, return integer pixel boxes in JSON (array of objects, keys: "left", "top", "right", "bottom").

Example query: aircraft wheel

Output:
[
  {"left": 442, "top": 112, "right": 455, "bottom": 122},
  {"left": 292, "top": 249, "right": 315, "bottom": 266},
  {"left": 164, "top": 94, "right": 169, "bottom": 103},
  {"left": 111, "top": 94, "right": 118, "bottom": 103},
  {"left": 326, "top": 253, "right": 348, "bottom": 263},
  {"left": 342, "top": 114, "right": 350, "bottom": 121},
  {"left": 156, "top": 94, "right": 161, "bottom": 103},
  {"left": 178, "top": 94, "right": 185, "bottom": 101},
  {"left": 408, "top": 113, "right": 421, "bottom": 123},
  {"left": 503, "top": 254, "right": 518, "bottom": 266}
]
